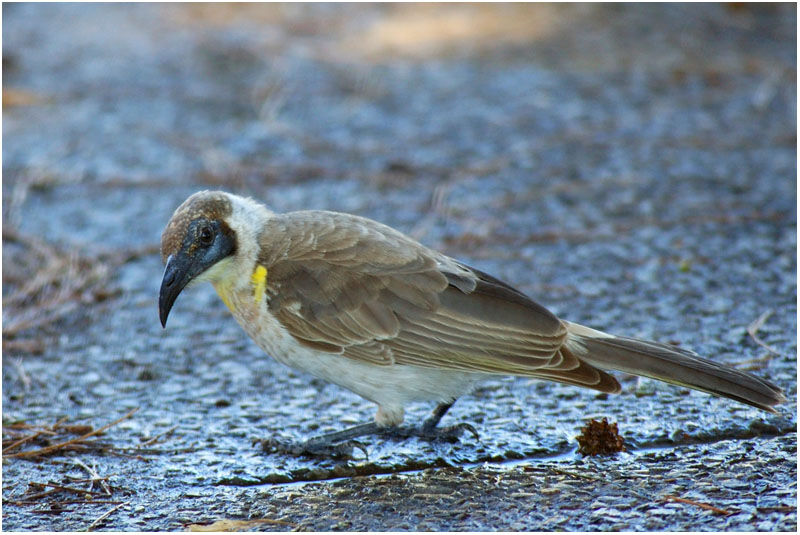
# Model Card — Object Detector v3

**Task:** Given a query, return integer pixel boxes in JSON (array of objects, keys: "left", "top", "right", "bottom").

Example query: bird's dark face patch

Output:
[
  {"left": 159, "top": 191, "right": 238, "bottom": 327},
  {"left": 180, "top": 218, "right": 237, "bottom": 260},
  {"left": 161, "top": 191, "right": 234, "bottom": 263}
]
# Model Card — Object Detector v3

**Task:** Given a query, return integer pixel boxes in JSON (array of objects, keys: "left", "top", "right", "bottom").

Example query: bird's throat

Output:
[
  {"left": 212, "top": 263, "right": 268, "bottom": 315},
  {"left": 213, "top": 282, "right": 236, "bottom": 314}
]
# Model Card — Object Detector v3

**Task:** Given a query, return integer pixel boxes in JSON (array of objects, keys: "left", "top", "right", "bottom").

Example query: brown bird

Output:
[{"left": 159, "top": 190, "right": 785, "bottom": 455}]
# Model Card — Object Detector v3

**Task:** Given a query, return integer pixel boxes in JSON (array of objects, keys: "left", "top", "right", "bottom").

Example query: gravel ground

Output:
[{"left": 2, "top": 3, "right": 796, "bottom": 531}]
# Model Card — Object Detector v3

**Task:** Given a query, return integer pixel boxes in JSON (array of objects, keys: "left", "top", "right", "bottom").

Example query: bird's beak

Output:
[{"left": 159, "top": 253, "right": 194, "bottom": 328}]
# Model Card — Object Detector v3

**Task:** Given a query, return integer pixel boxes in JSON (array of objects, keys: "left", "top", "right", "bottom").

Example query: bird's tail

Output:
[{"left": 563, "top": 322, "right": 786, "bottom": 413}]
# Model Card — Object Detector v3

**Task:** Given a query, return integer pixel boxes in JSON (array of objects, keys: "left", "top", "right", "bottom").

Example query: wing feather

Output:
[{"left": 259, "top": 211, "right": 614, "bottom": 387}]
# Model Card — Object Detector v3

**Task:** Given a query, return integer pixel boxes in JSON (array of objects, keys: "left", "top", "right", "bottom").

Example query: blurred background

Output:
[
  {"left": 3, "top": 3, "right": 795, "bottom": 343},
  {"left": 2, "top": 3, "right": 796, "bottom": 531}
]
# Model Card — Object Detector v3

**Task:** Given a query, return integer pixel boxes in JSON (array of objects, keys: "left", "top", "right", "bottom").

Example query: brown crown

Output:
[{"left": 160, "top": 191, "right": 233, "bottom": 263}]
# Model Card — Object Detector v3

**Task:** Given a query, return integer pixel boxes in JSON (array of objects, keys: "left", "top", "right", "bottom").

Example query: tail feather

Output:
[{"left": 564, "top": 322, "right": 786, "bottom": 413}]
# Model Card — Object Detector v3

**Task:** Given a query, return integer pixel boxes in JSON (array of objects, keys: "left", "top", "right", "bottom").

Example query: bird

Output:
[{"left": 158, "top": 190, "right": 785, "bottom": 456}]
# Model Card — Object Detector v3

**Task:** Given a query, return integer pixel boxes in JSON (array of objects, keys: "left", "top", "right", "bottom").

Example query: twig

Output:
[
  {"left": 663, "top": 494, "right": 734, "bottom": 515},
  {"left": 4, "top": 408, "right": 138, "bottom": 458},
  {"left": 2, "top": 338, "right": 47, "bottom": 354},
  {"left": 17, "top": 482, "right": 103, "bottom": 503},
  {"left": 71, "top": 457, "right": 113, "bottom": 496},
  {"left": 30, "top": 481, "right": 104, "bottom": 496},
  {"left": 64, "top": 476, "right": 112, "bottom": 484},
  {"left": 3, "top": 429, "right": 46, "bottom": 454},
  {"left": 139, "top": 424, "right": 178, "bottom": 447},
  {"left": 16, "top": 487, "right": 61, "bottom": 501},
  {"left": 747, "top": 309, "right": 784, "bottom": 358},
  {"left": 4, "top": 418, "right": 64, "bottom": 433},
  {"left": 52, "top": 416, "right": 71, "bottom": 429},
  {"left": 730, "top": 352, "right": 775, "bottom": 372},
  {"left": 14, "top": 440, "right": 114, "bottom": 456},
  {"left": 86, "top": 501, "right": 129, "bottom": 531},
  {"left": 2, "top": 225, "right": 113, "bottom": 350},
  {"left": 9, "top": 499, "right": 124, "bottom": 506},
  {"left": 757, "top": 505, "right": 795, "bottom": 513},
  {"left": 104, "top": 450, "right": 151, "bottom": 461},
  {"left": 31, "top": 507, "right": 75, "bottom": 514}
]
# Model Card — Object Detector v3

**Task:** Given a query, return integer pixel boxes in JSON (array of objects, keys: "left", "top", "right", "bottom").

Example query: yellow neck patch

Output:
[
  {"left": 251, "top": 265, "right": 268, "bottom": 303},
  {"left": 213, "top": 281, "right": 235, "bottom": 313},
  {"left": 217, "top": 288, "right": 235, "bottom": 312}
]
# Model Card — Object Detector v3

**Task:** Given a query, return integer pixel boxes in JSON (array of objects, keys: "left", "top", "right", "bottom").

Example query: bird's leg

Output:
[
  {"left": 304, "top": 423, "right": 395, "bottom": 458},
  {"left": 421, "top": 400, "right": 456, "bottom": 431},
  {"left": 257, "top": 402, "right": 477, "bottom": 459},
  {"left": 340, "top": 401, "right": 477, "bottom": 442},
  {"left": 329, "top": 401, "right": 478, "bottom": 442},
  {"left": 416, "top": 401, "right": 479, "bottom": 441}
]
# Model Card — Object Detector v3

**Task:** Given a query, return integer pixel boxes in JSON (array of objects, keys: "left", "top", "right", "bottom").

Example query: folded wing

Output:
[{"left": 260, "top": 211, "right": 620, "bottom": 392}]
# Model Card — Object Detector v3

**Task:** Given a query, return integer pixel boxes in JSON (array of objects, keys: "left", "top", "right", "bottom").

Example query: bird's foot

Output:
[
  {"left": 254, "top": 411, "right": 479, "bottom": 459},
  {"left": 416, "top": 421, "right": 480, "bottom": 442},
  {"left": 256, "top": 422, "right": 381, "bottom": 459},
  {"left": 255, "top": 436, "right": 368, "bottom": 460},
  {"left": 377, "top": 421, "right": 478, "bottom": 443}
]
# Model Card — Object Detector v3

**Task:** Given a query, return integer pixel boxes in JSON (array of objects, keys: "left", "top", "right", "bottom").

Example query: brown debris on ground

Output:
[
  {"left": 3, "top": 408, "right": 139, "bottom": 459},
  {"left": 2, "top": 225, "right": 159, "bottom": 355},
  {"left": 575, "top": 418, "right": 626, "bottom": 456},
  {"left": 3, "top": 410, "right": 141, "bottom": 530},
  {"left": 663, "top": 494, "right": 735, "bottom": 516},
  {"left": 2, "top": 226, "right": 114, "bottom": 354}
]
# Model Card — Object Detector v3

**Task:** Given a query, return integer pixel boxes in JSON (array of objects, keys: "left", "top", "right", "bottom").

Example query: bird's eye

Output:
[{"left": 198, "top": 225, "right": 214, "bottom": 246}]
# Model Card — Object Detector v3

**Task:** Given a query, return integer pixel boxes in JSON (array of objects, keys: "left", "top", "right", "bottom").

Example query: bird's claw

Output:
[
  {"left": 418, "top": 422, "right": 480, "bottom": 442},
  {"left": 381, "top": 422, "right": 479, "bottom": 443},
  {"left": 302, "top": 438, "right": 370, "bottom": 460}
]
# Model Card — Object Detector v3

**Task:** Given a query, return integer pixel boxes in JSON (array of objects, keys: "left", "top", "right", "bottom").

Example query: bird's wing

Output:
[{"left": 259, "top": 211, "right": 616, "bottom": 389}]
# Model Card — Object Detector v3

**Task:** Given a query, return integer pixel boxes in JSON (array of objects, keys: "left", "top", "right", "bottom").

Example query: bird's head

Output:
[{"left": 159, "top": 191, "right": 237, "bottom": 328}]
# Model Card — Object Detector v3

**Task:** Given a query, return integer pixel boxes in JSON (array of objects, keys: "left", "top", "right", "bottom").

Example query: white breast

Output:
[{"left": 214, "top": 282, "right": 484, "bottom": 426}]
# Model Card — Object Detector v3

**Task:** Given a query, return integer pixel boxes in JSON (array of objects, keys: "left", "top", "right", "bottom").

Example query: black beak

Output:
[
  {"left": 158, "top": 220, "right": 236, "bottom": 328},
  {"left": 159, "top": 253, "right": 193, "bottom": 328}
]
